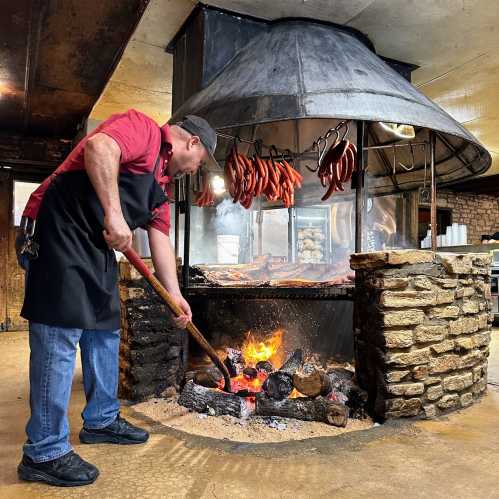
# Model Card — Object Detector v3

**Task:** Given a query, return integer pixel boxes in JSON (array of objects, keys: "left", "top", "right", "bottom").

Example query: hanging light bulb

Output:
[
  {"left": 210, "top": 174, "right": 226, "bottom": 195},
  {"left": 378, "top": 122, "right": 416, "bottom": 140}
]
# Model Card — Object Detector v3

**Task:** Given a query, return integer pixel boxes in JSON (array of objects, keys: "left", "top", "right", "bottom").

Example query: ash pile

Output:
[{"left": 179, "top": 348, "right": 367, "bottom": 427}]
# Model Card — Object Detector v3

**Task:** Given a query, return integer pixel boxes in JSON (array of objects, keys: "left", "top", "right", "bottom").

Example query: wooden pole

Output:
[{"left": 430, "top": 131, "right": 437, "bottom": 251}]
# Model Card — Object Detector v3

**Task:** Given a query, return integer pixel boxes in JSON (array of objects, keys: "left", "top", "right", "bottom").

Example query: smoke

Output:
[{"left": 214, "top": 198, "right": 246, "bottom": 235}]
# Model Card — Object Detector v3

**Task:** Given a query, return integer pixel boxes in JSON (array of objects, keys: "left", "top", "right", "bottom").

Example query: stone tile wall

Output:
[
  {"left": 118, "top": 260, "right": 187, "bottom": 400},
  {"left": 433, "top": 190, "right": 499, "bottom": 245},
  {"left": 351, "top": 250, "right": 492, "bottom": 421}
]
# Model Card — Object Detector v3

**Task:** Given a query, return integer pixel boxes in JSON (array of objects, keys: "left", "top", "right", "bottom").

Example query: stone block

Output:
[
  {"left": 387, "top": 348, "right": 431, "bottom": 367},
  {"left": 424, "top": 377, "right": 442, "bottom": 386},
  {"left": 473, "top": 363, "right": 487, "bottom": 383},
  {"left": 434, "top": 278, "right": 458, "bottom": 288},
  {"left": 350, "top": 252, "right": 388, "bottom": 270},
  {"left": 460, "top": 392, "right": 473, "bottom": 407},
  {"left": 385, "top": 330, "right": 414, "bottom": 349},
  {"left": 430, "top": 354, "right": 460, "bottom": 374},
  {"left": 461, "top": 287, "right": 476, "bottom": 298},
  {"left": 437, "top": 394, "right": 460, "bottom": 410},
  {"left": 472, "top": 332, "right": 491, "bottom": 348},
  {"left": 436, "top": 253, "right": 472, "bottom": 274},
  {"left": 386, "top": 382, "right": 425, "bottom": 396},
  {"left": 412, "top": 277, "right": 433, "bottom": 290},
  {"left": 458, "top": 350, "right": 484, "bottom": 369},
  {"left": 477, "top": 313, "right": 489, "bottom": 329},
  {"left": 383, "top": 309, "right": 425, "bottom": 327},
  {"left": 435, "top": 290, "right": 456, "bottom": 305},
  {"left": 429, "top": 306, "right": 460, "bottom": 319},
  {"left": 386, "top": 398, "right": 422, "bottom": 417},
  {"left": 377, "top": 277, "right": 409, "bottom": 290},
  {"left": 380, "top": 291, "right": 436, "bottom": 308},
  {"left": 426, "top": 384, "right": 443, "bottom": 401},
  {"left": 423, "top": 404, "right": 437, "bottom": 418},
  {"left": 443, "top": 373, "right": 473, "bottom": 391},
  {"left": 414, "top": 325, "right": 448, "bottom": 343},
  {"left": 462, "top": 299, "right": 479, "bottom": 315},
  {"left": 472, "top": 254, "right": 491, "bottom": 268},
  {"left": 454, "top": 337, "right": 474, "bottom": 351},
  {"left": 412, "top": 365, "right": 429, "bottom": 380},
  {"left": 386, "top": 370, "right": 411, "bottom": 383},
  {"left": 449, "top": 316, "right": 478, "bottom": 336},
  {"left": 431, "top": 340, "right": 455, "bottom": 354},
  {"left": 387, "top": 250, "right": 434, "bottom": 266}
]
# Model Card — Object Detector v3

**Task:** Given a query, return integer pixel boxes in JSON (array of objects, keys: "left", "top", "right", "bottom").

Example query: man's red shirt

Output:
[{"left": 23, "top": 109, "right": 173, "bottom": 235}]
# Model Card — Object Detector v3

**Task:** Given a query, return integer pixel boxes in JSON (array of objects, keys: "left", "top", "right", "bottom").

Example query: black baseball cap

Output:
[{"left": 177, "top": 115, "right": 220, "bottom": 169}]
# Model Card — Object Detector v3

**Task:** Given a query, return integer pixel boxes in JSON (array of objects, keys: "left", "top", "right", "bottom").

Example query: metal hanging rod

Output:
[
  {"left": 363, "top": 141, "right": 428, "bottom": 151},
  {"left": 216, "top": 121, "right": 350, "bottom": 162}
]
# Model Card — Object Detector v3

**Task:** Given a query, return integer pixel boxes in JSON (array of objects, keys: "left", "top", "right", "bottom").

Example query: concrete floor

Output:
[{"left": 0, "top": 332, "right": 498, "bottom": 499}]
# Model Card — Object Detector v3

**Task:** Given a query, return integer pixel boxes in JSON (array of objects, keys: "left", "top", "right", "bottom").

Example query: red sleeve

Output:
[
  {"left": 147, "top": 202, "right": 171, "bottom": 236},
  {"left": 99, "top": 110, "right": 157, "bottom": 164}
]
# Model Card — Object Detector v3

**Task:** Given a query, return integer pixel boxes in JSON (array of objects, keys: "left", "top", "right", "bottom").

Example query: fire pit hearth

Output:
[{"left": 351, "top": 250, "right": 492, "bottom": 421}]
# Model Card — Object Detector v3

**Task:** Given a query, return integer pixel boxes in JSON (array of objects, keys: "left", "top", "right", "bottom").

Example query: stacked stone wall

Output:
[
  {"left": 118, "top": 260, "right": 187, "bottom": 401},
  {"left": 351, "top": 250, "right": 492, "bottom": 421}
]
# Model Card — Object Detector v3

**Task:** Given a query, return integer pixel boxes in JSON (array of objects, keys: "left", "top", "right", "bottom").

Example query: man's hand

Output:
[
  {"left": 103, "top": 211, "right": 132, "bottom": 252},
  {"left": 170, "top": 292, "right": 192, "bottom": 329}
]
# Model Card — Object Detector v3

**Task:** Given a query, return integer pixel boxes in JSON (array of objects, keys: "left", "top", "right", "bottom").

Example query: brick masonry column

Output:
[
  {"left": 118, "top": 260, "right": 187, "bottom": 401},
  {"left": 350, "top": 250, "right": 492, "bottom": 421}
]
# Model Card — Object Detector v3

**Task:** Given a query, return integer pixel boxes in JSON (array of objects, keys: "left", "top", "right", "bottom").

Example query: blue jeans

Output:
[{"left": 23, "top": 322, "right": 121, "bottom": 463}]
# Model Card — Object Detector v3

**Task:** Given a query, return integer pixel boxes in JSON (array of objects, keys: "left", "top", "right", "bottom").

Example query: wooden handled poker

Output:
[{"left": 123, "top": 248, "right": 232, "bottom": 393}]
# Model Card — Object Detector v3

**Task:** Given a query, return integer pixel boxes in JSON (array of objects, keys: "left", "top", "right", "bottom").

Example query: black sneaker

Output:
[
  {"left": 79, "top": 414, "right": 149, "bottom": 445},
  {"left": 17, "top": 451, "right": 99, "bottom": 487}
]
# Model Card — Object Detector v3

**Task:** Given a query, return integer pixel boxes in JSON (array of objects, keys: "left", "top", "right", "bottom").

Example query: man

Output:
[{"left": 16, "top": 110, "right": 219, "bottom": 487}]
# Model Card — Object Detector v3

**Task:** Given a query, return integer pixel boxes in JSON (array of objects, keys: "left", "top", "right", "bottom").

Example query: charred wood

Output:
[
  {"left": 256, "top": 360, "right": 274, "bottom": 374},
  {"left": 243, "top": 367, "right": 258, "bottom": 379},
  {"left": 255, "top": 393, "right": 348, "bottom": 427},
  {"left": 224, "top": 348, "right": 245, "bottom": 376},
  {"left": 178, "top": 381, "right": 252, "bottom": 418},
  {"left": 279, "top": 349, "right": 304, "bottom": 376},
  {"left": 262, "top": 372, "right": 294, "bottom": 400},
  {"left": 194, "top": 367, "right": 223, "bottom": 388}
]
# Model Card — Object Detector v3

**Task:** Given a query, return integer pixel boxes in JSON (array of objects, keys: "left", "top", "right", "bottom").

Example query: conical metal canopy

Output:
[{"left": 171, "top": 19, "right": 491, "bottom": 193}]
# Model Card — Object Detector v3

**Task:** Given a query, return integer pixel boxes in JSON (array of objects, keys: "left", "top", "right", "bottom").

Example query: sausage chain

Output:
[
  {"left": 224, "top": 146, "right": 303, "bottom": 209},
  {"left": 318, "top": 140, "right": 357, "bottom": 201},
  {"left": 194, "top": 172, "right": 215, "bottom": 207}
]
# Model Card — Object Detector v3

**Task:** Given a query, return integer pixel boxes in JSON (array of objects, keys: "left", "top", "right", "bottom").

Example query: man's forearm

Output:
[
  {"left": 148, "top": 228, "right": 181, "bottom": 294},
  {"left": 84, "top": 134, "right": 122, "bottom": 216}
]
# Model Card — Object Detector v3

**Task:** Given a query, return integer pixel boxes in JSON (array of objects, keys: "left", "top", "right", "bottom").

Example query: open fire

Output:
[{"left": 179, "top": 328, "right": 367, "bottom": 427}]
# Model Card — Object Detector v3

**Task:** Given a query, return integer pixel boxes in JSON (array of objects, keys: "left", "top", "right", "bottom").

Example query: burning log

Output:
[
  {"left": 255, "top": 393, "right": 348, "bottom": 427},
  {"left": 179, "top": 381, "right": 252, "bottom": 418},
  {"left": 292, "top": 368, "right": 332, "bottom": 398},
  {"left": 256, "top": 360, "right": 274, "bottom": 374},
  {"left": 224, "top": 348, "right": 245, "bottom": 377},
  {"left": 243, "top": 367, "right": 258, "bottom": 379},
  {"left": 262, "top": 372, "right": 294, "bottom": 400},
  {"left": 279, "top": 349, "right": 304, "bottom": 375},
  {"left": 262, "top": 349, "right": 303, "bottom": 400},
  {"left": 194, "top": 367, "right": 223, "bottom": 388}
]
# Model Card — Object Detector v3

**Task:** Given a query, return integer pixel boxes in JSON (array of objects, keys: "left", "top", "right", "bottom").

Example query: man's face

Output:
[{"left": 169, "top": 135, "right": 208, "bottom": 179}]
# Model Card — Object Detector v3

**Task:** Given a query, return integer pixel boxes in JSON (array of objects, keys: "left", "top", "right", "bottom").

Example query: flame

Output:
[{"left": 241, "top": 329, "right": 284, "bottom": 366}]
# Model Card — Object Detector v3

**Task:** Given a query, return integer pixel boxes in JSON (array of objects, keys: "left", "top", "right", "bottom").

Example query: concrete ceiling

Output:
[{"left": 90, "top": 0, "right": 499, "bottom": 175}]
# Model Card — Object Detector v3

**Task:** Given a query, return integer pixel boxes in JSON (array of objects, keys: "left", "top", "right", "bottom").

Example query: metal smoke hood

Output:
[{"left": 169, "top": 8, "right": 491, "bottom": 194}]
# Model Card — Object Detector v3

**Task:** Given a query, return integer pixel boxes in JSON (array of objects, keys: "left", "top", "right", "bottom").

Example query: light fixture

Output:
[
  {"left": 210, "top": 174, "right": 226, "bottom": 195},
  {"left": 378, "top": 122, "right": 416, "bottom": 140}
]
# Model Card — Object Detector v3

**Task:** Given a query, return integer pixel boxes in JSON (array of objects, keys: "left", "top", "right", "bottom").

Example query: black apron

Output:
[{"left": 21, "top": 155, "right": 168, "bottom": 330}]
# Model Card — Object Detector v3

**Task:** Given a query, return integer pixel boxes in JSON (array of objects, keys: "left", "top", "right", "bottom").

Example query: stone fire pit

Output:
[{"left": 351, "top": 250, "right": 492, "bottom": 421}]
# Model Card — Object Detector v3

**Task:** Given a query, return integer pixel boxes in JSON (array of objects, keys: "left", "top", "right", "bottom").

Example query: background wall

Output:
[{"left": 435, "top": 190, "right": 499, "bottom": 245}]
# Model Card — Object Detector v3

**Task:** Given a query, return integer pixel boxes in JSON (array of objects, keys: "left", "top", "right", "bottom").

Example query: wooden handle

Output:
[{"left": 123, "top": 249, "right": 231, "bottom": 392}]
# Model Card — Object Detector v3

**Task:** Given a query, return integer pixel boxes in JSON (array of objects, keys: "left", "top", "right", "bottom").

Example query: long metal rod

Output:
[
  {"left": 363, "top": 142, "right": 428, "bottom": 151},
  {"left": 355, "top": 121, "right": 366, "bottom": 253},
  {"left": 174, "top": 179, "right": 180, "bottom": 258},
  {"left": 430, "top": 131, "right": 437, "bottom": 251},
  {"left": 182, "top": 175, "right": 192, "bottom": 289}
]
